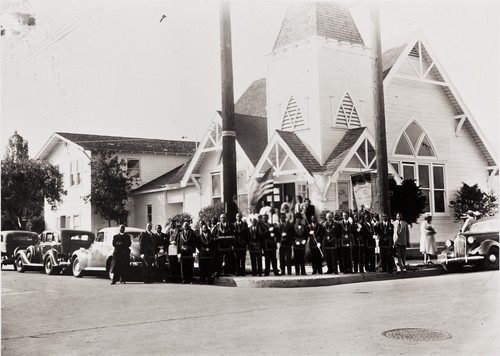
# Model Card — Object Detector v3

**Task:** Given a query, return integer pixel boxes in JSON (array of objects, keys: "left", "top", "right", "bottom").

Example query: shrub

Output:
[{"left": 450, "top": 183, "right": 498, "bottom": 221}]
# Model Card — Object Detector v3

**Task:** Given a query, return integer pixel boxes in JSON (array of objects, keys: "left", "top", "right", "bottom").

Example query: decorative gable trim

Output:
[{"left": 393, "top": 118, "right": 437, "bottom": 159}]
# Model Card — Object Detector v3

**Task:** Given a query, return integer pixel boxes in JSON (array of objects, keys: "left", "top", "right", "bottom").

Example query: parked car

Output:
[
  {"left": 15, "top": 229, "right": 95, "bottom": 275},
  {"left": 438, "top": 216, "right": 499, "bottom": 272},
  {"left": 71, "top": 227, "right": 145, "bottom": 279},
  {"left": 1, "top": 230, "right": 39, "bottom": 270}
]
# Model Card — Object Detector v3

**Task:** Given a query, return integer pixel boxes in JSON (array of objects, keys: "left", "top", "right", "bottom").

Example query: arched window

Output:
[
  {"left": 335, "top": 92, "right": 361, "bottom": 128},
  {"left": 395, "top": 121, "right": 435, "bottom": 157},
  {"left": 392, "top": 121, "right": 445, "bottom": 214}
]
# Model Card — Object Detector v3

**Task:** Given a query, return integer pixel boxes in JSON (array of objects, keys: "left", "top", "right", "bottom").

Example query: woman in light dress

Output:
[{"left": 420, "top": 213, "right": 437, "bottom": 264}]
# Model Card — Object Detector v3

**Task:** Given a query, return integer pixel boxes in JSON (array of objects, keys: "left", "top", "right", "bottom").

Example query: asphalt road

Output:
[{"left": 1, "top": 268, "right": 498, "bottom": 356}]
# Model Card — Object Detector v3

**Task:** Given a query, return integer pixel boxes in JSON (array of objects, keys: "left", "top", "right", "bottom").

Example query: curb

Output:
[{"left": 212, "top": 267, "right": 445, "bottom": 288}]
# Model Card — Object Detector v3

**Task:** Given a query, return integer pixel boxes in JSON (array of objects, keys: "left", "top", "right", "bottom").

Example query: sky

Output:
[{"left": 1, "top": 0, "right": 499, "bottom": 159}]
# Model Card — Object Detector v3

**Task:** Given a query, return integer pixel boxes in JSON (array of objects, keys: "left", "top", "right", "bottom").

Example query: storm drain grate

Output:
[{"left": 382, "top": 328, "right": 452, "bottom": 342}]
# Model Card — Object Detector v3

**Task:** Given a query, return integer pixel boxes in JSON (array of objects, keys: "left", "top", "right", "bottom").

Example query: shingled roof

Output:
[
  {"left": 235, "top": 78, "right": 267, "bottom": 118},
  {"left": 133, "top": 159, "right": 192, "bottom": 193},
  {"left": 234, "top": 113, "right": 268, "bottom": 166},
  {"left": 382, "top": 43, "right": 408, "bottom": 78},
  {"left": 55, "top": 132, "right": 196, "bottom": 155},
  {"left": 273, "top": 2, "right": 364, "bottom": 51},
  {"left": 324, "top": 127, "right": 366, "bottom": 173},
  {"left": 276, "top": 130, "right": 322, "bottom": 174}
]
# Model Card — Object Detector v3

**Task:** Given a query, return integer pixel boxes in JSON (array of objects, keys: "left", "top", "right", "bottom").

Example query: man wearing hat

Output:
[{"left": 292, "top": 213, "right": 309, "bottom": 275}]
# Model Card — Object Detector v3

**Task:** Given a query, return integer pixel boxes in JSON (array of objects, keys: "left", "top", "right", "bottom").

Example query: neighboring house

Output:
[
  {"left": 36, "top": 132, "right": 196, "bottom": 232},
  {"left": 244, "top": 2, "right": 498, "bottom": 242}
]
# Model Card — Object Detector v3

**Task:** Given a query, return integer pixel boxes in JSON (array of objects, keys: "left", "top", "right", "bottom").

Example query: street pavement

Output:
[{"left": 2, "top": 267, "right": 498, "bottom": 355}]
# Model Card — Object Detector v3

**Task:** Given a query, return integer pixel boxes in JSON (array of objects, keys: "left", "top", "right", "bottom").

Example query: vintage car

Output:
[
  {"left": 1, "top": 230, "right": 39, "bottom": 270},
  {"left": 15, "top": 229, "right": 95, "bottom": 275},
  {"left": 71, "top": 227, "right": 145, "bottom": 279},
  {"left": 438, "top": 216, "right": 499, "bottom": 272}
]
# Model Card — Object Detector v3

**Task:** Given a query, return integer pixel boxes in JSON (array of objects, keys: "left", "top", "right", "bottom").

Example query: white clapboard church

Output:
[{"left": 133, "top": 2, "right": 498, "bottom": 243}]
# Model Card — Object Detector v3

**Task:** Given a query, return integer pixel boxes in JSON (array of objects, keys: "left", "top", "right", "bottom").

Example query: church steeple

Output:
[
  {"left": 5, "top": 130, "right": 29, "bottom": 161},
  {"left": 273, "top": 2, "right": 364, "bottom": 51}
]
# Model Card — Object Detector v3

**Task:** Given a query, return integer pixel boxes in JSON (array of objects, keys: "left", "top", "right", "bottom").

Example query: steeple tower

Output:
[{"left": 267, "top": 2, "right": 373, "bottom": 164}]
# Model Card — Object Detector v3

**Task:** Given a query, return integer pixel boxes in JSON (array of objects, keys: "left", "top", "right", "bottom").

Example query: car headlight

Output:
[
  {"left": 445, "top": 239, "right": 453, "bottom": 248},
  {"left": 467, "top": 236, "right": 475, "bottom": 244}
]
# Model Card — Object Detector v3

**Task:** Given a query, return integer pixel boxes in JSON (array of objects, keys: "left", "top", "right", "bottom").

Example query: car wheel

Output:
[
  {"left": 44, "top": 257, "right": 60, "bottom": 275},
  {"left": 482, "top": 246, "right": 499, "bottom": 271},
  {"left": 442, "top": 263, "right": 462, "bottom": 273},
  {"left": 72, "top": 258, "right": 84, "bottom": 278},
  {"left": 16, "top": 256, "right": 26, "bottom": 273}
]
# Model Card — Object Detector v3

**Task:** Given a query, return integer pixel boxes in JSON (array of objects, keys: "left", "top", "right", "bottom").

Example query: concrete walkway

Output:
[{"left": 213, "top": 261, "right": 444, "bottom": 288}]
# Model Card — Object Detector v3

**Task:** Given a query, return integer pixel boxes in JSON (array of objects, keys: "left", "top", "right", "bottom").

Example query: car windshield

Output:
[{"left": 468, "top": 219, "right": 499, "bottom": 233}]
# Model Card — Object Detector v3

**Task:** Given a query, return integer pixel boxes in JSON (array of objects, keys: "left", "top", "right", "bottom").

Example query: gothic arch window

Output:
[
  {"left": 394, "top": 120, "right": 436, "bottom": 157},
  {"left": 281, "top": 96, "right": 306, "bottom": 131},
  {"left": 392, "top": 120, "right": 445, "bottom": 214},
  {"left": 335, "top": 92, "right": 361, "bottom": 128}
]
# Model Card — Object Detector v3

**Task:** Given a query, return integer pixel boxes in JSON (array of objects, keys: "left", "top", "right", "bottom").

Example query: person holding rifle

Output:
[
  {"left": 292, "top": 213, "right": 309, "bottom": 276},
  {"left": 308, "top": 215, "right": 324, "bottom": 274}
]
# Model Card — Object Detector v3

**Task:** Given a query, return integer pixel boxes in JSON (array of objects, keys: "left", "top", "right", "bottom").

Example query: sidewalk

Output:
[{"left": 211, "top": 260, "right": 444, "bottom": 288}]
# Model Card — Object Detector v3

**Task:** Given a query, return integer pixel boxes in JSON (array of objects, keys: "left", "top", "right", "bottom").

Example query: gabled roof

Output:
[
  {"left": 324, "top": 127, "right": 366, "bottom": 173},
  {"left": 275, "top": 130, "right": 322, "bottom": 173},
  {"left": 235, "top": 78, "right": 267, "bottom": 118},
  {"left": 133, "top": 159, "right": 191, "bottom": 194},
  {"left": 36, "top": 132, "right": 197, "bottom": 160},
  {"left": 273, "top": 2, "right": 364, "bottom": 51},
  {"left": 234, "top": 113, "right": 268, "bottom": 166},
  {"left": 382, "top": 33, "right": 498, "bottom": 168}
]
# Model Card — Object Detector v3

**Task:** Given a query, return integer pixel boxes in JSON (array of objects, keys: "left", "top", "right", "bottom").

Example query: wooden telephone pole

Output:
[
  {"left": 370, "top": 3, "right": 391, "bottom": 216},
  {"left": 220, "top": 1, "right": 238, "bottom": 223}
]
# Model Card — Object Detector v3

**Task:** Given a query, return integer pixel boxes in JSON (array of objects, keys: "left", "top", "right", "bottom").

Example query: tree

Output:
[
  {"left": 167, "top": 212, "right": 193, "bottom": 226},
  {"left": 389, "top": 178, "right": 427, "bottom": 226},
  {"left": 198, "top": 201, "right": 225, "bottom": 227},
  {"left": 84, "top": 152, "right": 135, "bottom": 226},
  {"left": 1, "top": 132, "right": 65, "bottom": 230},
  {"left": 450, "top": 182, "right": 498, "bottom": 221}
]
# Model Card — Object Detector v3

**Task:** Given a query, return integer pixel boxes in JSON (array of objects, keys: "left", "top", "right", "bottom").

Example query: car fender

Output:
[
  {"left": 474, "top": 240, "right": 500, "bottom": 255},
  {"left": 16, "top": 249, "right": 31, "bottom": 264},
  {"left": 44, "top": 249, "right": 59, "bottom": 266},
  {"left": 72, "top": 248, "right": 90, "bottom": 269}
]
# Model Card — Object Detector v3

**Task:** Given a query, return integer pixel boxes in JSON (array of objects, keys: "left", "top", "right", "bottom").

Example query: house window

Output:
[
  {"left": 70, "top": 160, "right": 82, "bottom": 186},
  {"left": 335, "top": 92, "right": 361, "bottom": 128},
  {"left": 73, "top": 215, "right": 80, "bottom": 229},
  {"left": 296, "top": 183, "right": 308, "bottom": 201},
  {"left": 211, "top": 173, "right": 222, "bottom": 203},
  {"left": 147, "top": 205, "right": 152, "bottom": 223},
  {"left": 127, "top": 159, "right": 140, "bottom": 179},
  {"left": 59, "top": 215, "right": 71, "bottom": 228},
  {"left": 281, "top": 96, "right": 307, "bottom": 131}
]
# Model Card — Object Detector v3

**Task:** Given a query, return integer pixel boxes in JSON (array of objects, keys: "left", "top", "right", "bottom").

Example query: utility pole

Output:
[
  {"left": 219, "top": 1, "right": 238, "bottom": 223},
  {"left": 370, "top": 3, "right": 391, "bottom": 216}
]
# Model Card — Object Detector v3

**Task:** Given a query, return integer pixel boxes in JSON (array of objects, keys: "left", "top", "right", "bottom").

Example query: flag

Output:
[{"left": 249, "top": 168, "right": 274, "bottom": 206}]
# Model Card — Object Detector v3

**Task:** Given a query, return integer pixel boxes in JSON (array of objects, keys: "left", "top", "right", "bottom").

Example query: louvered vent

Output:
[
  {"left": 281, "top": 96, "right": 306, "bottom": 131},
  {"left": 409, "top": 44, "right": 419, "bottom": 58},
  {"left": 336, "top": 93, "right": 360, "bottom": 128}
]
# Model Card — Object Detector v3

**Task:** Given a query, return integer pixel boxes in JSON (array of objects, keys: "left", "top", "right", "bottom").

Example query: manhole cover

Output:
[{"left": 382, "top": 328, "right": 452, "bottom": 342}]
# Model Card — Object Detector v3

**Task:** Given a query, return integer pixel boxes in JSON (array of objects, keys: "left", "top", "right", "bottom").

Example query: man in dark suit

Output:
[
  {"left": 260, "top": 214, "right": 279, "bottom": 276},
  {"left": 361, "top": 213, "right": 376, "bottom": 272},
  {"left": 248, "top": 217, "right": 263, "bottom": 276},
  {"left": 232, "top": 213, "right": 249, "bottom": 276},
  {"left": 111, "top": 224, "right": 131, "bottom": 285},
  {"left": 179, "top": 221, "right": 196, "bottom": 284},
  {"left": 214, "top": 214, "right": 234, "bottom": 276},
  {"left": 154, "top": 224, "right": 168, "bottom": 282},
  {"left": 196, "top": 221, "right": 214, "bottom": 283},
  {"left": 292, "top": 213, "right": 309, "bottom": 275},
  {"left": 167, "top": 220, "right": 181, "bottom": 282},
  {"left": 323, "top": 212, "right": 339, "bottom": 274},
  {"left": 276, "top": 213, "right": 293, "bottom": 275},
  {"left": 308, "top": 215, "right": 325, "bottom": 274},
  {"left": 139, "top": 223, "right": 156, "bottom": 284},
  {"left": 339, "top": 212, "right": 353, "bottom": 273},
  {"left": 377, "top": 213, "right": 394, "bottom": 273}
]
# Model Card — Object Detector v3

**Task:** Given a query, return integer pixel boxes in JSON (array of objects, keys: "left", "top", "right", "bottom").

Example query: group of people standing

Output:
[{"left": 111, "top": 202, "right": 418, "bottom": 284}]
